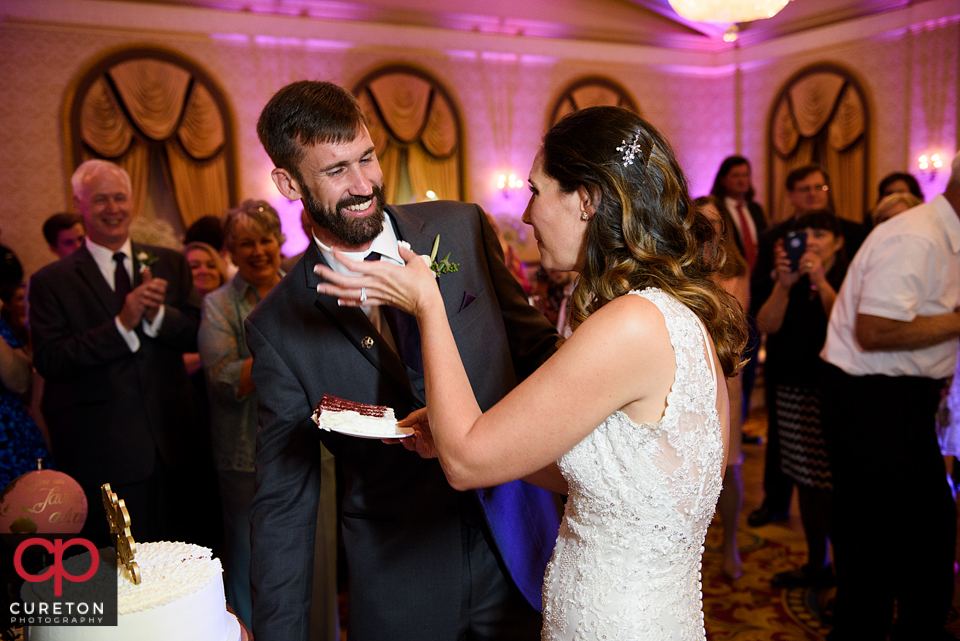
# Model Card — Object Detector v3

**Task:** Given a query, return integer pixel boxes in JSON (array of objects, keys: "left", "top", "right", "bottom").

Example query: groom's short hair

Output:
[{"left": 257, "top": 80, "right": 368, "bottom": 184}]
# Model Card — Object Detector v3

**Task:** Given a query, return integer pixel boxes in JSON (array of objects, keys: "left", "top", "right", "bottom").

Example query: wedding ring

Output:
[{"left": 360, "top": 287, "right": 367, "bottom": 303}]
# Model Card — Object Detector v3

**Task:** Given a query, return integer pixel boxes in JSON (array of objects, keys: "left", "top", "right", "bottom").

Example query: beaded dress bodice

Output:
[{"left": 542, "top": 288, "right": 724, "bottom": 641}]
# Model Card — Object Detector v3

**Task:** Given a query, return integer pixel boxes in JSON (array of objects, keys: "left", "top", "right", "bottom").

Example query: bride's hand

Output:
[
  {"left": 314, "top": 245, "right": 439, "bottom": 317},
  {"left": 385, "top": 407, "right": 438, "bottom": 459}
]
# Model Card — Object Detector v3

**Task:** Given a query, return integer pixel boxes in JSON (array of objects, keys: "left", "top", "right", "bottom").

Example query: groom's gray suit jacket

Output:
[{"left": 245, "top": 201, "right": 561, "bottom": 641}]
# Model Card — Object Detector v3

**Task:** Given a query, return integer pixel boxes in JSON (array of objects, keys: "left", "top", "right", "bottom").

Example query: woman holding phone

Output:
[{"left": 756, "top": 208, "right": 848, "bottom": 589}]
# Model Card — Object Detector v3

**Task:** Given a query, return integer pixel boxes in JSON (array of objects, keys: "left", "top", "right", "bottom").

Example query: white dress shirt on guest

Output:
[
  {"left": 821, "top": 194, "right": 960, "bottom": 378},
  {"left": 85, "top": 237, "right": 164, "bottom": 352}
]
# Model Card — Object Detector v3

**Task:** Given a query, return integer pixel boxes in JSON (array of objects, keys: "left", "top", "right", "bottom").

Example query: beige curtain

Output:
[
  {"left": 359, "top": 71, "right": 462, "bottom": 203},
  {"left": 109, "top": 60, "right": 191, "bottom": 141},
  {"left": 788, "top": 73, "right": 846, "bottom": 138},
  {"left": 370, "top": 75, "right": 432, "bottom": 143},
  {"left": 421, "top": 97, "right": 457, "bottom": 158},
  {"left": 377, "top": 144, "right": 403, "bottom": 206},
  {"left": 81, "top": 78, "right": 134, "bottom": 157},
  {"left": 167, "top": 141, "right": 229, "bottom": 227},
  {"left": 77, "top": 58, "right": 231, "bottom": 227},
  {"left": 771, "top": 138, "right": 815, "bottom": 224},
  {"left": 769, "top": 70, "right": 867, "bottom": 223},
  {"left": 824, "top": 144, "right": 865, "bottom": 224},
  {"left": 552, "top": 99, "right": 576, "bottom": 126},
  {"left": 825, "top": 87, "right": 866, "bottom": 221},
  {"left": 358, "top": 92, "right": 389, "bottom": 156},
  {"left": 177, "top": 84, "right": 224, "bottom": 160},
  {"left": 408, "top": 145, "right": 459, "bottom": 202},
  {"left": 772, "top": 98, "right": 799, "bottom": 157},
  {"left": 571, "top": 85, "right": 621, "bottom": 111}
]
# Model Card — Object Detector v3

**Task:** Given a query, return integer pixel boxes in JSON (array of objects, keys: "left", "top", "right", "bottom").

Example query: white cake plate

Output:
[
  {"left": 327, "top": 424, "right": 415, "bottom": 439},
  {"left": 225, "top": 611, "right": 242, "bottom": 641}
]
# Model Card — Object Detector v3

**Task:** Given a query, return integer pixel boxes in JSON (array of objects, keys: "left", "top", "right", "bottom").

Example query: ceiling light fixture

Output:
[{"left": 668, "top": 0, "right": 791, "bottom": 25}]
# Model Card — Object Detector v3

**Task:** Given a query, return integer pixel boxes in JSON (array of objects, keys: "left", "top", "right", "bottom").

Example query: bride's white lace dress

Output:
[{"left": 542, "top": 288, "right": 725, "bottom": 641}]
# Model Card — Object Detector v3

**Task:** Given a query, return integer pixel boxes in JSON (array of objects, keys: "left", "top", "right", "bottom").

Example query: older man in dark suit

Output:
[
  {"left": 246, "top": 81, "right": 561, "bottom": 641},
  {"left": 29, "top": 159, "right": 202, "bottom": 544}
]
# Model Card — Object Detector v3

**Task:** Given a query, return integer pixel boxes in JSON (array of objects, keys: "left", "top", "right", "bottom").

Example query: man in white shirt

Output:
[
  {"left": 29, "top": 159, "right": 204, "bottom": 545},
  {"left": 820, "top": 153, "right": 960, "bottom": 641}
]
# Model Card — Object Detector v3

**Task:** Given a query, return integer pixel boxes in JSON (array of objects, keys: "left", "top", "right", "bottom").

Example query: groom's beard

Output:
[{"left": 304, "top": 183, "right": 387, "bottom": 247}]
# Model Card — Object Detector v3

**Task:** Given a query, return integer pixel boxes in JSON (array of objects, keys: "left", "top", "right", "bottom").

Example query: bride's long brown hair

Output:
[{"left": 542, "top": 107, "right": 747, "bottom": 376}]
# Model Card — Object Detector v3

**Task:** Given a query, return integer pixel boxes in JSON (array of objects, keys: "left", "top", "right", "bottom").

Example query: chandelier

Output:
[{"left": 667, "top": 0, "right": 792, "bottom": 24}]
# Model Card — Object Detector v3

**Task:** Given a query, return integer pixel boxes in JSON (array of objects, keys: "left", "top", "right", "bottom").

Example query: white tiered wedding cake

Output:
[{"left": 24, "top": 541, "right": 240, "bottom": 641}]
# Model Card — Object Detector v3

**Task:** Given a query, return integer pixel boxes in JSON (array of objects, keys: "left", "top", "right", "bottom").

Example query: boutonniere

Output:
[
  {"left": 428, "top": 235, "right": 459, "bottom": 275},
  {"left": 135, "top": 249, "right": 160, "bottom": 273}
]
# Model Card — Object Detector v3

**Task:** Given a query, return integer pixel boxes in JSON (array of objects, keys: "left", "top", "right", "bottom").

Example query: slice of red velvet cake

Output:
[{"left": 311, "top": 394, "right": 402, "bottom": 437}]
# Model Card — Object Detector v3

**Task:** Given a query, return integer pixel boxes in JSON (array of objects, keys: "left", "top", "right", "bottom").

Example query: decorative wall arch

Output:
[
  {"left": 65, "top": 46, "right": 237, "bottom": 233},
  {"left": 352, "top": 65, "right": 464, "bottom": 204},
  {"left": 766, "top": 63, "right": 869, "bottom": 224},
  {"left": 549, "top": 76, "right": 640, "bottom": 128}
]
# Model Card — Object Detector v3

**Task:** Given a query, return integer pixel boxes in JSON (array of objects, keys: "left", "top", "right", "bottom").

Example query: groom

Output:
[{"left": 247, "top": 80, "right": 562, "bottom": 641}]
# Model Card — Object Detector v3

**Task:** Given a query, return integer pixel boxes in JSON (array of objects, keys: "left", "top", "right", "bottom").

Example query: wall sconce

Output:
[
  {"left": 497, "top": 173, "right": 523, "bottom": 191},
  {"left": 919, "top": 153, "right": 944, "bottom": 177}
]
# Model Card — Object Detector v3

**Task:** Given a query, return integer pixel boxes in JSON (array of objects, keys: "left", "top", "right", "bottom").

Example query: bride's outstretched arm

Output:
[
  {"left": 395, "top": 408, "right": 569, "bottom": 494},
  {"left": 316, "top": 246, "right": 685, "bottom": 490}
]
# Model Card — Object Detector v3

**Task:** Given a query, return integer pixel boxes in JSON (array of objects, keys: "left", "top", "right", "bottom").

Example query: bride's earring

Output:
[{"left": 580, "top": 210, "right": 589, "bottom": 221}]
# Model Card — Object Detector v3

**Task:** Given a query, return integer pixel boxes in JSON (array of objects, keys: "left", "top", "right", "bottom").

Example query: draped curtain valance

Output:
[
  {"left": 550, "top": 77, "right": 639, "bottom": 127},
  {"left": 768, "top": 66, "right": 868, "bottom": 224},
  {"left": 355, "top": 68, "right": 462, "bottom": 204},
  {"left": 72, "top": 53, "right": 233, "bottom": 229}
]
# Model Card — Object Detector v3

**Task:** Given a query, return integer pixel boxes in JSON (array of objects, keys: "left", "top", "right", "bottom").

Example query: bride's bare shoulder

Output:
[{"left": 565, "top": 292, "right": 672, "bottom": 357}]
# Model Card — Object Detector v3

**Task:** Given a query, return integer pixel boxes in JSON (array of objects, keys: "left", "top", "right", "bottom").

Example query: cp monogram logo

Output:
[{"left": 13, "top": 538, "right": 100, "bottom": 596}]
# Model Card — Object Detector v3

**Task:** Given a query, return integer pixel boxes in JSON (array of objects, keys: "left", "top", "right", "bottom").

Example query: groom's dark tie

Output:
[
  {"left": 365, "top": 252, "right": 423, "bottom": 373},
  {"left": 113, "top": 252, "right": 132, "bottom": 302}
]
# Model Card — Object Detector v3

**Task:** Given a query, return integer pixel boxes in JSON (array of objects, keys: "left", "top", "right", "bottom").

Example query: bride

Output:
[{"left": 318, "top": 106, "right": 747, "bottom": 640}]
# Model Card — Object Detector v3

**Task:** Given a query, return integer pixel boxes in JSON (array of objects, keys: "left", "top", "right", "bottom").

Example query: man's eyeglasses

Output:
[{"left": 793, "top": 184, "right": 829, "bottom": 194}]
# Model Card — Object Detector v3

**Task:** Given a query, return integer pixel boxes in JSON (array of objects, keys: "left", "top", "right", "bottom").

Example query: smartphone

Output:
[{"left": 784, "top": 230, "right": 807, "bottom": 272}]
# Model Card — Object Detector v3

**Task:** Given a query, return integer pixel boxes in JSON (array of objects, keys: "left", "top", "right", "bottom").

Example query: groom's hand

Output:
[{"left": 385, "top": 408, "right": 438, "bottom": 459}]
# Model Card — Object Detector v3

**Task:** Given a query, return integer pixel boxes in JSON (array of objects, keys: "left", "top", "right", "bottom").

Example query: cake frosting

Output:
[
  {"left": 24, "top": 541, "right": 238, "bottom": 641},
  {"left": 312, "top": 394, "right": 402, "bottom": 437}
]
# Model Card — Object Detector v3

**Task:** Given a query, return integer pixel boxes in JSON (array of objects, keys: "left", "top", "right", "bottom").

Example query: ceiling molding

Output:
[{"left": 1, "top": 0, "right": 957, "bottom": 71}]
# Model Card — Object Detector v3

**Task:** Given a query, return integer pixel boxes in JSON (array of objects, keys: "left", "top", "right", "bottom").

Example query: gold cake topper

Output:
[{"left": 100, "top": 483, "right": 141, "bottom": 585}]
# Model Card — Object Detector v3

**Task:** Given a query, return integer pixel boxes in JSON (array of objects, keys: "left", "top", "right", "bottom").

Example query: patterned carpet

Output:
[
  {"left": 702, "top": 520, "right": 832, "bottom": 640},
  {"left": 702, "top": 404, "right": 960, "bottom": 641},
  {"left": 699, "top": 403, "right": 832, "bottom": 641}
]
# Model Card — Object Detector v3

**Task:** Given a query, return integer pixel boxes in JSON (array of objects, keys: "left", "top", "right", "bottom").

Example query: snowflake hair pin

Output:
[{"left": 616, "top": 132, "right": 644, "bottom": 167}]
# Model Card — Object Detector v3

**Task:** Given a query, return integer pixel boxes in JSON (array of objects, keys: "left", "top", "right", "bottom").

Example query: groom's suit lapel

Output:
[
  {"left": 305, "top": 218, "right": 426, "bottom": 409},
  {"left": 388, "top": 205, "right": 466, "bottom": 321}
]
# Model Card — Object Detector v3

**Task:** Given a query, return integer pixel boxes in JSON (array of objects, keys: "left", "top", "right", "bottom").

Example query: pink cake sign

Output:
[{"left": 0, "top": 469, "right": 88, "bottom": 534}]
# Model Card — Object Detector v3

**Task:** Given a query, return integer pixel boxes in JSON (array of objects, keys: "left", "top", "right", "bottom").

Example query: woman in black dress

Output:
[{"left": 756, "top": 209, "right": 848, "bottom": 588}]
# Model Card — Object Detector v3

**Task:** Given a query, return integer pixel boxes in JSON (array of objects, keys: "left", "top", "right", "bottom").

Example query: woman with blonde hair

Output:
[
  {"left": 318, "top": 106, "right": 747, "bottom": 639},
  {"left": 871, "top": 192, "right": 922, "bottom": 226},
  {"left": 182, "top": 241, "right": 229, "bottom": 378},
  {"left": 184, "top": 241, "right": 229, "bottom": 297}
]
